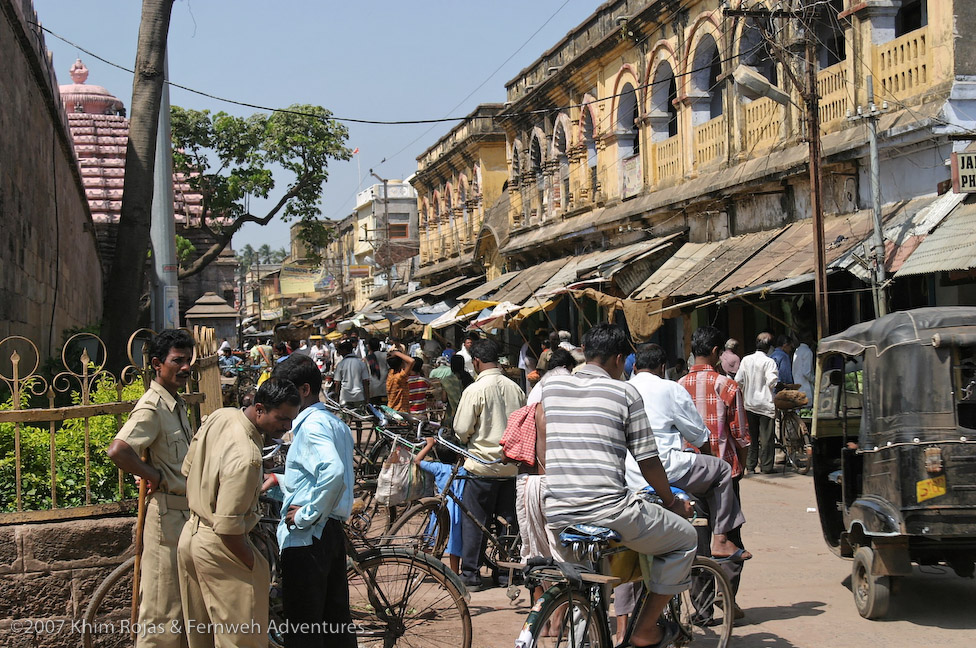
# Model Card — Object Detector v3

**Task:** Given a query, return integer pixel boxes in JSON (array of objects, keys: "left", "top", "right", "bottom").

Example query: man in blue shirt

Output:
[
  {"left": 272, "top": 355, "right": 355, "bottom": 648},
  {"left": 769, "top": 334, "right": 795, "bottom": 391}
]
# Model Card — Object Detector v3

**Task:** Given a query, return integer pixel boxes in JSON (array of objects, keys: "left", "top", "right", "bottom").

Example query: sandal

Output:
[
  {"left": 712, "top": 547, "right": 752, "bottom": 563},
  {"left": 616, "top": 619, "right": 681, "bottom": 648}
]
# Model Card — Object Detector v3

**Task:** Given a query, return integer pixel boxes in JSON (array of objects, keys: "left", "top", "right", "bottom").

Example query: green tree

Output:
[
  {"left": 236, "top": 243, "right": 257, "bottom": 273},
  {"left": 258, "top": 243, "right": 273, "bottom": 265},
  {"left": 171, "top": 104, "right": 350, "bottom": 279},
  {"left": 175, "top": 234, "right": 196, "bottom": 269}
]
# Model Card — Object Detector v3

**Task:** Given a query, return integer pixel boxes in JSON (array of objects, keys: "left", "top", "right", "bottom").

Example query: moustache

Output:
[{"left": 176, "top": 372, "right": 191, "bottom": 378}]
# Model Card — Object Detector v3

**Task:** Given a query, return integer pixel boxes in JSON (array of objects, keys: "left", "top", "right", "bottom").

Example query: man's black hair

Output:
[
  {"left": 272, "top": 354, "right": 322, "bottom": 396},
  {"left": 634, "top": 343, "right": 667, "bottom": 372},
  {"left": 412, "top": 357, "right": 423, "bottom": 372},
  {"left": 691, "top": 326, "right": 725, "bottom": 358},
  {"left": 548, "top": 348, "right": 577, "bottom": 371},
  {"left": 470, "top": 338, "right": 499, "bottom": 363},
  {"left": 337, "top": 340, "right": 353, "bottom": 355},
  {"left": 464, "top": 331, "right": 481, "bottom": 342},
  {"left": 388, "top": 355, "right": 403, "bottom": 371},
  {"left": 149, "top": 329, "right": 194, "bottom": 364},
  {"left": 582, "top": 323, "right": 629, "bottom": 362},
  {"left": 367, "top": 337, "right": 381, "bottom": 352},
  {"left": 253, "top": 378, "right": 300, "bottom": 410},
  {"left": 774, "top": 333, "right": 793, "bottom": 348},
  {"left": 274, "top": 341, "right": 288, "bottom": 355}
]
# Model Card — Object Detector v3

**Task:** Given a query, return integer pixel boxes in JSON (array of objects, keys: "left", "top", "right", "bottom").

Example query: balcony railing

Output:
[
  {"left": 694, "top": 115, "right": 726, "bottom": 169},
  {"left": 874, "top": 26, "right": 931, "bottom": 104},
  {"left": 655, "top": 135, "right": 682, "bottom": 183},
  {"left": 817, "top": 62, "right": 849, "bottom": 129},
  {"left": 743, "top": 97, "right": 783, "bottom": 153}
]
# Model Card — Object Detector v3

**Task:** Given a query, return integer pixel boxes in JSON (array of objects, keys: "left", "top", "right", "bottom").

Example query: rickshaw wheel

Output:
[{"left": 852, "top": 546, "right": 890, "bottom": 619}]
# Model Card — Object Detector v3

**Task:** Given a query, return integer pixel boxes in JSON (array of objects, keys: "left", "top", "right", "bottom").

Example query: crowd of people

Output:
[{"left": 109, "top": 321, "right": 812, "bottom": 647}]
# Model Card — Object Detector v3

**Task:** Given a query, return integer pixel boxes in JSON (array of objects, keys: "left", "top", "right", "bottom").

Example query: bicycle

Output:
[
  {"left": 774, "top": 407, "right": 812, "bottom": 474},
  {"left": 381, "top": 427, "right": 522, "bottom": 597},
  {"left": 510, "top": 489, "right": 734, "bottom": 648},
  {"left": 82, "top": 444, "right": 472, "bottom": 647}
]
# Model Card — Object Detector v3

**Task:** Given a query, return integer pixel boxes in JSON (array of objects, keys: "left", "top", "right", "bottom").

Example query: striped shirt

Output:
[
  {"left": 407, "top": 374, "right": 429, "bottom": 414},
  {"left": 541, "top": 364, "right": 659, "bottom": 526}
]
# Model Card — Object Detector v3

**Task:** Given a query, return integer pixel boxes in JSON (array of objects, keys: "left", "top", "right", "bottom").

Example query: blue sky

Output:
[{"left": 34, "top": 0, "right": 598, "bottom": 252}]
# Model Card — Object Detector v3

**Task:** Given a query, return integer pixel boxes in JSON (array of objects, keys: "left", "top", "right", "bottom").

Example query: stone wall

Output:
[
  {"left": 0, "top": 516, "right": 135, "bottom": 648},
  {"left": 0, "top": 0, "right": 103, "bottom": 360}
]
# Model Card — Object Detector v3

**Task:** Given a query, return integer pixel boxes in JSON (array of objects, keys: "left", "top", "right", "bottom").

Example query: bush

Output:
[{"left": 0, "top": 378, "right": 144, "bottom": 512}]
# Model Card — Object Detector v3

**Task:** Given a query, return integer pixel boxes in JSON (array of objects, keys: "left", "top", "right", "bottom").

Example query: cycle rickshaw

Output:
[{"left": 810, "top": 307, "right": 976, "bottom": 618}]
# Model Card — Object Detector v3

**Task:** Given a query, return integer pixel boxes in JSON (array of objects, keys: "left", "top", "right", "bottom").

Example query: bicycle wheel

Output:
[
  {"left": 664, "top": 556, "right": 734, "bottom": 648},
  {"left": 384, "top": 498, "right": 450, "bottom": 557},
  {"left": 362, "top": 437, "right": 393, "bottom": 480},
  {"left": 249, "top": 529, "right": 285, "bottom": 648},
  {"left": 518, "top": 584, "right": 613, "bottom": 648},
  {"left": 782, "top": 414, "right": 811, "bottom": 475},
  {"left": 347, "top": 548, "right": 471, "bottom": 648},
  {"left": 82, "top": 556, "right": 135, "bottom": 648}
]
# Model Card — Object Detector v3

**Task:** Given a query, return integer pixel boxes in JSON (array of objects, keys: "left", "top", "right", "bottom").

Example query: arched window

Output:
[
  {"left": 459, "top": 179, "right": 470, "bottom": 242},
  {"left": 617, "top": 83, "right": 640, "bottom": 156},
  {"left": 650, "top": 61, "right": 678, "bottom": 141},
  {"left": 530, "top": 135, "right": 545, "bottom": 221},
  {"left": 692, "top": 34, "right": 724, "bottom": 124},
  {"left": 553, "top": 121, "right": 570, "bottom": 211},
  {"left": 740, "top": 18, "right": 777, "bottom": 85},
  {"left": 895, "top": 0, "right": 927, "bottom": 37},
  {"left": 582, "top": 106, "right": 598, "bottom": 199}
]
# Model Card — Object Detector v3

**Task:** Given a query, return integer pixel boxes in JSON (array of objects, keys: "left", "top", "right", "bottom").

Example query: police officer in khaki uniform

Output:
[
  {"left": 178, "top": 378, "right": 300, "bottom": 648},
  {"left": 108, "top": 329, "right": 195, "bottom": 648}
]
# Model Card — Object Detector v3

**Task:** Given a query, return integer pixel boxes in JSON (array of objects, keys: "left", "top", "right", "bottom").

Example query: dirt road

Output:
[{"left": 467, "top": 470, "right": 976, "bottom": 647}]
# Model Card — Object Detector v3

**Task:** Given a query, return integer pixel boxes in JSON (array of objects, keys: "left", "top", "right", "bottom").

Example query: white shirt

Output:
[
  {"left": 527, "top": 366, "right": 571, "bottom": 405},
  {"left": 793, "top": 343, "right": 815, "bottom": 403},
  {"left": 735, "top": 350, "right": 779, "bottom": 418},
  {"left": 629, "top": 371, "right": 708, "bottom": 481},
  {"left": 457, "top": 346, "right": 475, "bottom": 375}
]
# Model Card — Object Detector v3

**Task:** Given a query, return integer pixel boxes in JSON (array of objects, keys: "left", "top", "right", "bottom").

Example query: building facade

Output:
[{"left": 403, "top": 0, "right": 972, "bottom": 355}]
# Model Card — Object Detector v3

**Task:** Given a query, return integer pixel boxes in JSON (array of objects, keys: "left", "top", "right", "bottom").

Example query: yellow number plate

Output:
[{"left": 916, "top": 475, "right": 947, "bottom": 503}]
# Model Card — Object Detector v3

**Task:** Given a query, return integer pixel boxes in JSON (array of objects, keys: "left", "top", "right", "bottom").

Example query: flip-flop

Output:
[
  {"left": 713, "top": 547, "right": 752, "bottom": 563},
  {"left": 616, "top": 619, "right": 682, "bottom": 648}
]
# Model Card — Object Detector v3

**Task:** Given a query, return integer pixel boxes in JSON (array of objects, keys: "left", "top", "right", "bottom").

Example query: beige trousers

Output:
[
  {"left": 177, "top": 516, "right": 269, "bottom": 648},
  {"left": 137, "top": 495, "right": 190, "bottom": 648}
]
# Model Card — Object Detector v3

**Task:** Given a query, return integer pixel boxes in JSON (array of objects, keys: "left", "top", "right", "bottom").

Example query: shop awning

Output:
[
  {"left": 490, "top": 258, "right": 566, "bottom": 305},
  {"left": 632, "top": 241, "right": 724, "bottom": 299},
  {"left": 457, "top": 270, "right": 523, "bottom": 301},
  {"left": 428, "top": 304, "right": 480, "bottom": 330},
  {"left": 895, "top": 195, "right": 976, "bottom": 277}
]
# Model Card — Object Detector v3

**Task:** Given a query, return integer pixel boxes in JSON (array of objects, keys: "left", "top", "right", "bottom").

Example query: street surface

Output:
[{"left": 467, "top": 469, "right": 976, "bottom": 647}]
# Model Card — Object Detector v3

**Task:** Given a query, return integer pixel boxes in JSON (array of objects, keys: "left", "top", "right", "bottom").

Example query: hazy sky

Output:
[{"left": 34, "top": 0, "right": 598, "bottom": 252}]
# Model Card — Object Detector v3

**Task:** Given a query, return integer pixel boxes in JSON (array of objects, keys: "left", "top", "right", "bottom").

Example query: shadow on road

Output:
[
  {"left": 737, "top": 599, "right": 827, "bottom": 624},
  {"left": 732, "top": 630, "right": 802, "bottom": 647},
  {"left": 840, "top": 570, "right": 976, "bottom": 628}
]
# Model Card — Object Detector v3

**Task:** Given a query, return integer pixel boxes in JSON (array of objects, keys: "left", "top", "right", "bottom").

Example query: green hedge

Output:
[{"left": 0, "top": 379, "right": 143, "bottom": 512}]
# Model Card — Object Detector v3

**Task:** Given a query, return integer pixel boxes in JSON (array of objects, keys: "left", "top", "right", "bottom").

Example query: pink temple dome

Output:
[{"left": 58, "top": 59, "right": 125, "bottom": 116}]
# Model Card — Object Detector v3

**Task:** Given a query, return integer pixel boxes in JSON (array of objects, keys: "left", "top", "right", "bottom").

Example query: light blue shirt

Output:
[{"left": 277, "top": 403, "right": 354, "bottom": 551}]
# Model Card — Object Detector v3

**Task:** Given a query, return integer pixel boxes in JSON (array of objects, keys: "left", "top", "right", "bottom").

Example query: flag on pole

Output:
[{"left": 352, "top": 147, "right": 359, "bottom": 155}]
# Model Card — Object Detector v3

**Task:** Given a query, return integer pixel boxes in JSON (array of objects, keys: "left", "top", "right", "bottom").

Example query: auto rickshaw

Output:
[{"left": 810, "top": 307, "right": 976, "bottom": 618}]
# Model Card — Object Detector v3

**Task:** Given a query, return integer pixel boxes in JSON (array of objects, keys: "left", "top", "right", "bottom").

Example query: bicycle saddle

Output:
[{"left": 559, "top": 524, "right": 622, "bottom": 545}]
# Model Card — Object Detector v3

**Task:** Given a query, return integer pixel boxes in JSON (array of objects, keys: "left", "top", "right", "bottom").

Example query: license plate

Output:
[{"left": 916, "top": 475, "right": 947, "bottom": 503}]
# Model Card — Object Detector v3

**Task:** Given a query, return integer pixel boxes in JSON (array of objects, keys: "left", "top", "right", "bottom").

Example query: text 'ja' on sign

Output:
[{"left": 951, "top": 152, "right": 976, "bottom": 193}]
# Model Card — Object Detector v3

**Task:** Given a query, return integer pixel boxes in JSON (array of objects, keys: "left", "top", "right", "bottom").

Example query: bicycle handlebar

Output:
[{"left": 435, "top": 429, "right": 506, "bottom": 466}]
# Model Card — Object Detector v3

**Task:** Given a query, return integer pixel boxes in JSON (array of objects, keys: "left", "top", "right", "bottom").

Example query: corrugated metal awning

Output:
[
  {"left": 457, "top": 270, "right": 523, "bottom": 301},
  {"left": 896, "top": 198, "right": 976, "bottom": 277},
  {"left": 632, "top": 241, "right": 723, "bottom": 299},
  {"left": 492, "top": 258, "right": 567, "bottom": 304}
]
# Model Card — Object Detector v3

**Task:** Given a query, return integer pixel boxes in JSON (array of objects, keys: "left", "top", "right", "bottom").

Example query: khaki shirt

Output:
[
  {"left": 453, "top": 368, "right": 525, "bottom": 477},
  {"left": 115, "top": 380, "right": 193, "bottom": 495},
  {"left": 182, "top": 408, "right": 263, "bottom": 535}
]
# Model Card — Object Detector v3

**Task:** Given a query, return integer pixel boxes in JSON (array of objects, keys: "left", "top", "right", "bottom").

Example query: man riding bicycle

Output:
[{"left": 539, "top": 323, "right": 697, "bottom": 648}]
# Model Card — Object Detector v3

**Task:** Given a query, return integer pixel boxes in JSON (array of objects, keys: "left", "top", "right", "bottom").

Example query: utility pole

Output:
[
  {"left": 849, "top": 76, "right": 888, "bottom": 318},
  {"left": 150, "top": 54, "right": 179, "bottom": 331},
  {"left": 805, "top": 22, "right": 830, "bottom": 341},
  {"left": 726, "top": 2, "right": 830, "bottom": 338},
  {"left": 369, "top": 171, "right": 393, "bottom": 302}
]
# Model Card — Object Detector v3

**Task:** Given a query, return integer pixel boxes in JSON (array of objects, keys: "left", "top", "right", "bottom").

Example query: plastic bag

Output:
[{"left": 375, "top": 446, "right": 429, "bottom": 506}]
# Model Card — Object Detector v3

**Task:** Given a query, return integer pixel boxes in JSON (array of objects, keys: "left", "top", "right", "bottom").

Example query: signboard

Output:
[
  {"left": 261, "top": 308, "right": 283, "bottom": 321},
  {"left": 280, "top": 262, "right": 324, "bottom": 295},
  {"left": 951, "top": 152, "right": 976, "bottom": 193},
  {"left": 621, "top": 155, "right": 644, "bottom": 199},
  {"left": 348, "top": 264, "right": 372, "bottom": 279}
]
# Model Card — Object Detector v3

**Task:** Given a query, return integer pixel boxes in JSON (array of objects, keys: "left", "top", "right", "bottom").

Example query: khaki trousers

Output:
[
  {"left": 177, "top": 516, "right": 269, "bottom": 648},
  {"left": 138, "top": 495, "right": 190, "bottom": 648}
]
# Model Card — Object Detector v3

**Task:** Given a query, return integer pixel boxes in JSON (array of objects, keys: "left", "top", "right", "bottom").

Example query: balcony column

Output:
[{"left": 845, "top": 1, "right": 898, "bottom": 107}]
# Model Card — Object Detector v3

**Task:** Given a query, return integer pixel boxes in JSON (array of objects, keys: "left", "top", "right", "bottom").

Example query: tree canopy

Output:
[{"left": 172, "top": 104, "right": 350, "bottom": 277}]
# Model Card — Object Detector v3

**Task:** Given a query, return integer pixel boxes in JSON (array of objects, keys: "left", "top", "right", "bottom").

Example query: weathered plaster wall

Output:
[{"left": 0, "top": 0, "right": 103, "bottom": 359}]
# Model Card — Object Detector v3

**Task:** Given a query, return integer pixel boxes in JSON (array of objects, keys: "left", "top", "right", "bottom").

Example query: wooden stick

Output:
[{"left": 131, "top": 461, "right": 148, "bottom": 636}]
